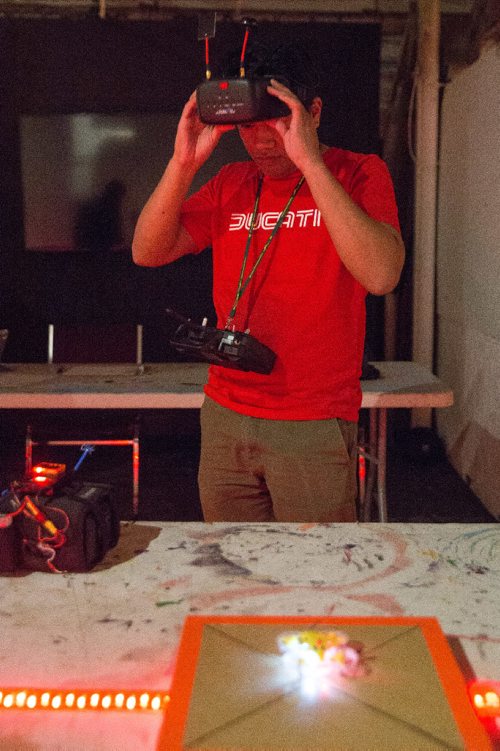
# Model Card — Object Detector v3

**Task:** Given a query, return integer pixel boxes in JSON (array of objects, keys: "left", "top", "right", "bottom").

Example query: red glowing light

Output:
[
  {"left": 469, "top": 680, "right": 500, "bottom": 719},
  {"left": 219, "top": 81, "right": 229, "bottom": 90},
  {"left": 33, "top": 475, "right": 50, "bottom": 483},
  {"left": 0, "top": 688, "right": 169, "bottom": 713}
]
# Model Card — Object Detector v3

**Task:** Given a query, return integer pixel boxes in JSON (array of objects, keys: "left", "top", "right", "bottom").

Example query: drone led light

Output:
[{"left": 278, "top": 629, "right": 362, "bottom": 678}]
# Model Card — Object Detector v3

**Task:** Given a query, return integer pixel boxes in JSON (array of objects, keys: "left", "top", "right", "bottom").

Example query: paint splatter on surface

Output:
[{"left": 1, "top": 520, "right": 499, "bottom": 749}]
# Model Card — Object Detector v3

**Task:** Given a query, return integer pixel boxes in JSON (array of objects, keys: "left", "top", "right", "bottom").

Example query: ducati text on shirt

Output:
[{"left": 229, "top": 209, "right": 322, "bottom": 232}]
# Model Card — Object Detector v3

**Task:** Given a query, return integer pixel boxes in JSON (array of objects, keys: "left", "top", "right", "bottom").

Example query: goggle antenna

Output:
[
  {"left": 239, "top": 18, "right": 257, "bottom": 78},
  {"left": 197, "top": 12, "right": 216, "bottom": 80}
]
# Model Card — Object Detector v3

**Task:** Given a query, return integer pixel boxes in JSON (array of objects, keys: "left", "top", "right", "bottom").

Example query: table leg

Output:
[
  {"left": 358, "top": 424, "right": 366, "bottom": 512},
  {"left": 362, "top": 409, "right": 378, "bottom": 522},
  {"left": 132, "top": 428, "right": 140, "bottom": 518},
  {"left": 25, "top": 425, "right": 33, "bottom": 476},
  {"left": 377, "top": 408, "right": 388, "bottom": 522}
]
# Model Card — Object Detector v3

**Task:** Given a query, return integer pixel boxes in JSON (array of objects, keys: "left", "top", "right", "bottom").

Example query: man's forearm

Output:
[
  {"left": 132, "top": 157, "right": 197, "bottom": 267},
  {"left": 302, "top": 159, "right": 405, "bottom": 295}
]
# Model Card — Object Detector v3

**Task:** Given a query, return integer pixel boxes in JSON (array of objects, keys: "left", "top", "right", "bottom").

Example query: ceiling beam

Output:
[{"left": 0, "top": 0, "right": 473, "bottom": 19}]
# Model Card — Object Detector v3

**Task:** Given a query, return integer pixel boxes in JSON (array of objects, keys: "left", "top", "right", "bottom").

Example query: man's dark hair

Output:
[{"left": 222, "top": 42, "right": 321, "bottom": 108}]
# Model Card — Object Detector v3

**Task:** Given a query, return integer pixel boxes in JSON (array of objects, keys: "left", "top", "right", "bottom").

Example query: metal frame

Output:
[
  {"left": 2, "top": 360, "right": 452, "bottom": 523},
  {"left": 25, "top": 425, "right": 140, "bottom": 517},
  {"left": 358, "top": 408, "right": 388, "bottom": 522},
  {"left": 25, "top": 324, "right": 143, "bottom": 517}
]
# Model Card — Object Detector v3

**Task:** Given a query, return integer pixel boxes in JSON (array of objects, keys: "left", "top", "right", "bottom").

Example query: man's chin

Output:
[{"left": 256, "top": 157, "right": 297, "bottom": 178}]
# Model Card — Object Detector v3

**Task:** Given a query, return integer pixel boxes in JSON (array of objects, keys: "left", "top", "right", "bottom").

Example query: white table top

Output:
[
  {"left": 0, "top": 360, "right": 453, "bottom": 409},
  {"left": 0, "top": 522, "right": 497, "bottom": 750}
]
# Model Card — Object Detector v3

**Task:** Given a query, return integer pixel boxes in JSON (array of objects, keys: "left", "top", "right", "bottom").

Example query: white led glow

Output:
[
  {"left": 485, "top": 692, "right": 500, "bottom": 707},
  {"left": 15, "top": 691, "right": 27, "bottom": 708},
  {"left": 151, "top": 696, "right": 162, "bottom": 711},
  {"left": 126, "top": 696, "right": 137, "bottom": 710},
  {"left": 278, "top": 629, "right": 363, "bottom": 697}
]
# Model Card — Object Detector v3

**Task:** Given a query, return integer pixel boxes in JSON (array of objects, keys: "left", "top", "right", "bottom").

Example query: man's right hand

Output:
[
  {"left": 132, "top": 91, "right": 233, "bottom": 267},
  {"left": 173, "top": 92, "right": 234, "bottom": 172}
]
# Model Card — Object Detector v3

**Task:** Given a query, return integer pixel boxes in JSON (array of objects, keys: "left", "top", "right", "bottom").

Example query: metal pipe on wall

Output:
[{"left": 412, "top": 0, "right": 440, "bottom": 427}]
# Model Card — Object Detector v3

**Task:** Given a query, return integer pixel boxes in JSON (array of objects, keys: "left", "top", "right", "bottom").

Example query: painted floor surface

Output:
[{"left": 0, "top": 522, "right": 499, "bottom": 750}]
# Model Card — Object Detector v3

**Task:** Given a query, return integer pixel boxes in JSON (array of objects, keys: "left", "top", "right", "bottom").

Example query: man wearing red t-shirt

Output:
[{"left": 133, "top": 45, "right": 404, "bottom": 523}]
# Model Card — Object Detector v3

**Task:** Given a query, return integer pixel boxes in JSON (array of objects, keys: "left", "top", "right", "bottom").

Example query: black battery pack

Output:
[
  {"left": 0, "top": 516, "right": 20, "bottom": 573},
  {"left": 17, "top": 482, "right": 120, "bottom": 573}
]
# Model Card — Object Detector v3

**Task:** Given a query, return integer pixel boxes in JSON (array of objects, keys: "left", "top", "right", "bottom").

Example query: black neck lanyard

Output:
[{"left": 226, "top": 173, "right": 305, "bottom": 328}]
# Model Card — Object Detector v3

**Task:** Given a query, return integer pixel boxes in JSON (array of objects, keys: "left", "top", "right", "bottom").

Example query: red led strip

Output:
[{"left": 0, "top": 688, "right": 169, "bottom": 712}]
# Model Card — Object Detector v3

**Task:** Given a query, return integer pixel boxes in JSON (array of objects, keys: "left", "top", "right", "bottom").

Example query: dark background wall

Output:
[{"left": 0, "top": 17, "right": 382, "bottom": 363}]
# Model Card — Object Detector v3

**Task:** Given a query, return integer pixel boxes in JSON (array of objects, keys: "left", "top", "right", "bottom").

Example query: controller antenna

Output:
[{"left": 239, "top": 17, "right": 256, "bottom": 78}]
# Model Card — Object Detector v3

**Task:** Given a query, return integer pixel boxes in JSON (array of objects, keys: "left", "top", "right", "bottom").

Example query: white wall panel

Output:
[{"left": 436, "top": 43, "right": 500, "bottom": 518}]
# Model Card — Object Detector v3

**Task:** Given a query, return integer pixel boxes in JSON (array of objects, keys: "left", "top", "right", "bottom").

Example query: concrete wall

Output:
[{"left": 436, "top": 43, "right": 500, "bottom": 519}]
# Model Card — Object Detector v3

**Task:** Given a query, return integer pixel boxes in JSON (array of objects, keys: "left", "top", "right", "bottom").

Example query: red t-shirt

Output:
[{"left": 180, "top": 147, "right": 400, "bottom": 421}]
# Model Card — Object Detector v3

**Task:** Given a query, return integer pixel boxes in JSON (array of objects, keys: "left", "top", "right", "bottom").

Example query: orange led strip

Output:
[{"left": 0, "top": 688, "right": 169, "bottom": 712}]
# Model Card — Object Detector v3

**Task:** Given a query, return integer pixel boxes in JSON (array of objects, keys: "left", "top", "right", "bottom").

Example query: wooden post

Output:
[{"left": 412, "top": 0, "right": 440, "bottom": 427}]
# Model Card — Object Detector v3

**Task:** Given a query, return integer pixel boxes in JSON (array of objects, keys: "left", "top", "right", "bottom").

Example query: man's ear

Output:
[{"left": 309, "top": 97, "right": 322, "bottom": 128}]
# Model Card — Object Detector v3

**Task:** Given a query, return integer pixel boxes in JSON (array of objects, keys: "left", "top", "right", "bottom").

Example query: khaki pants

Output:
[{"left": 198, "top": 397, "right": 358, "bottom": 523}]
